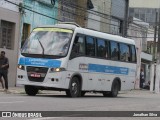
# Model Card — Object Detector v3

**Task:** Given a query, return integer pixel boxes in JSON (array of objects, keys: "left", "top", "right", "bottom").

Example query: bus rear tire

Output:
[
  {"left": 66, "top": 77, "right": 81, "bottom": 97},
  {"left": 25, "top": 85, "right": 38, "bottom": 96},
  {"left": 110, "top": 80, "right": 119, "bottom": 97},
  {"left": 103, "top": 80, "right": 119, "bottom": 97}
]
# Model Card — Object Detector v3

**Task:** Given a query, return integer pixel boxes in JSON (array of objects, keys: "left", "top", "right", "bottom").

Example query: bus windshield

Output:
[{"left": 21, "top": 28, "right": 73, "bottom": 57}]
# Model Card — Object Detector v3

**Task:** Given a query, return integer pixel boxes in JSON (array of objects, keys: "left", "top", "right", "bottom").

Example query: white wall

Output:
[
  {"left": 130, "top": 0, "right": 160, "bottom": 8},
  {"left": 0, "top": 0, "right": 22, "bottom": 12}
]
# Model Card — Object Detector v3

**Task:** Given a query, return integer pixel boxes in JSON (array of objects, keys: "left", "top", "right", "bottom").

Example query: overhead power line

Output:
[
  {"left": 127, "top": 36, "right": 157, "bottom": 39},
  {"left": 4, "top": 0, "right": 62, "bottom": 22},
  {"left": 58, "top": 0, "right": 124, "bottom": 22},
  {"left": 4, "top": 0, "right": 154, "bottom": 38},
  {"left": 4, "top": 0, "right": 121, "bottom": 28}
]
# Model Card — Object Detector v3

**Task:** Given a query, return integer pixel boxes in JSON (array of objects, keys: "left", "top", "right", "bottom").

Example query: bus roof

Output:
[
  {"left": 37, "top": 23, "right": 135, "bottom": 45},
  {"left": 75, "top": 28, "right": 135, "bottom": 45}
]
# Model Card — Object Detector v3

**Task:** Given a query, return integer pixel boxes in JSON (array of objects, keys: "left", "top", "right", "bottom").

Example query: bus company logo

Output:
[
  {"left": 2, "top": 112, "right": 11, "bottom": 117},
  {"left": 79, "top": 63, "right": 88, "bottom": 70}
]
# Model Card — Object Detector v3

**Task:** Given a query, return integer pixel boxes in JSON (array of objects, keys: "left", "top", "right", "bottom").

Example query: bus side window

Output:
[
  {"left": 119, "top": 43, "right": 130, "bottom": 62},
  {"left": 86, "top": 36, "right": 95, "bottom": 56},
  {"left": 72, "top": 36, "right": 85, "bottom": 55},
  {"left": 110, "top": 41, "right": 119, "bottom": 60},
  {"left": 97, "top": 39, "right": 106, "bottom": 58}
]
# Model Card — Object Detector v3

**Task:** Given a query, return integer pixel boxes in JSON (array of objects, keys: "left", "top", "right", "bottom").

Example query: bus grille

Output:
[
  {"left": 27, "top": 66, "right": 48, "bottom": 73},
  {"left": 28, "top": 76, "right": 45, "bottom": 82},
  {"left": 27, "top": 66, "right": 48, "bottom": 82}
]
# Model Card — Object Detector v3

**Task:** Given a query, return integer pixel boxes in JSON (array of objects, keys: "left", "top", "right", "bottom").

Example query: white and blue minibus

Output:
[{"left": 17, "top": 23, "right": 137, "bottom": 97}]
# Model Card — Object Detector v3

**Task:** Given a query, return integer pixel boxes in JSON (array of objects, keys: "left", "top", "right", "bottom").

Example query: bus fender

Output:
[{"left": 68, "top": 73, "right": 83, "bottom": 90}]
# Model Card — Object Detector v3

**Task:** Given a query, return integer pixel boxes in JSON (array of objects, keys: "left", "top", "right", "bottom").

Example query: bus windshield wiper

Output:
[{"left": 37, "top": 38, "right": 44, "bottom": 56}]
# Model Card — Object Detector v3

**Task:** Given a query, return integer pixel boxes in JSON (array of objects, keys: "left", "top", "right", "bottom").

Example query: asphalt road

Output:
[{"left": 0, "top": 90, "right": 160, "bottom": 120}]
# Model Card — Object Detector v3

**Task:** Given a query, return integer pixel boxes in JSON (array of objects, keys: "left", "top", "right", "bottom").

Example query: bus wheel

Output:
[
  {"left": 81, "top": 91, "right": 86, "bottom": 97},
  {"left": 25, "top": 85, "right": 38, "bottom": 96},
  {"left": 110, "top": 80, "right": 119, "bottom": 97},
  {"left": 66, "top": 77, "right": 81, "bottom": 97}
]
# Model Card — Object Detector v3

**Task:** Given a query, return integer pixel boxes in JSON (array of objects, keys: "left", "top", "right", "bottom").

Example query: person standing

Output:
[
  {"left": 140, "top": 68, "right": 145, "bottom": 89},
  {"left": 0, "top": 51, "right": 9, "bottom": 92}
]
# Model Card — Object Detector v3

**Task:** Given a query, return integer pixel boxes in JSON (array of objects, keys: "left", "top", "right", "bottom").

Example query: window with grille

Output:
[{"left": 0, "top": 20, "right": 15, "bottom": 49}]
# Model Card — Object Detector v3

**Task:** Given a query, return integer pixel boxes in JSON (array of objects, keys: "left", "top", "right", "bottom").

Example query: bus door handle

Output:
[
  {"left": 89, "top": 78, "right": 92, "bottom": 80},
  {"left": 122, "top": 81, "right": 125, "bottom": 83}
]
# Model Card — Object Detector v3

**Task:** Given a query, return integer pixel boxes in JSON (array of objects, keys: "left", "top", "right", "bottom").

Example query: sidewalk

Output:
[{"left": 0, "top": 86, "right": 24, "bottom": 94}]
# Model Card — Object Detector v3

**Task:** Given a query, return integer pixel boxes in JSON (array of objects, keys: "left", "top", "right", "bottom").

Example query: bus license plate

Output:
[{"left": 30, "top": 73, "right": 41, "bottom": 78}]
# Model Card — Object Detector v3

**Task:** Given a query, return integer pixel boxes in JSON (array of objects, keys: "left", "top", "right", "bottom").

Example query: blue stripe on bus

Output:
[
  {"left": 19, "top": 57, "right": 61, "bottom": 68},
  {"left": 88, "top": 64, "right": 129, "bottom": 75}
]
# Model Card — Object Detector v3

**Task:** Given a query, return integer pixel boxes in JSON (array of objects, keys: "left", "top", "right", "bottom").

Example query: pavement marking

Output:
[{"left": 0, "top": 101, "right": 24, "bottom": 104}]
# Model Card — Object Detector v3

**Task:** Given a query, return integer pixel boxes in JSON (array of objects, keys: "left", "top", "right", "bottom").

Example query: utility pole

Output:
[
  {"left": 150, "top": 11, "right": 158, "bottom": 92},
  {"left": 123, "top": 0, "right": 129, "bottom": 37},
  {"left": 153, "top": 12, "right": 158, "bottom": 62},
  {"left": 155, "top": 9, "right": 160, "bottom": 93}
]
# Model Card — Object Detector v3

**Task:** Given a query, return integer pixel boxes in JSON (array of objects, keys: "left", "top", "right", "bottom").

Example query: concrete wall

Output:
[
  {"left": 76, "top": 0, "right": 87, "bottom": 27},
  {"left": 0, "top": 7, "right": 20, "bottom": 87},
  {"left": 0, "top": 0, "right": 22, "bottom": 12},
  {"left": 111, "top": 0, "right": 126, "bottom": 19},
  {"left": 87, "top": 0, "right": 111, "bottom": 33}
]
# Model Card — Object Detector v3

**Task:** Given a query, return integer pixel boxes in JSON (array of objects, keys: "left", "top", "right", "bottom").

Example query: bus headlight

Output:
[
  {"left": 50, "top": 67, "right": 66, "bottom": 72},
  {"left": 17, "top": 65, "right": 25, "bottom": 70}
]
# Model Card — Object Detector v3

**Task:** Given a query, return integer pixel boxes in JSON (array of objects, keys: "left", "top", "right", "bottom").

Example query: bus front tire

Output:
[
  {"left": 81, "top": 91, "right": 86, "bottom": 97},
  {"left": 25, "top": 85, "right": 38, "bottom": 96},
  {"left": 103, "top": 80, "right": 119, "bottom": 97},
  {"left": 66, "top": 77, "right": 81, "bottom": 97}
]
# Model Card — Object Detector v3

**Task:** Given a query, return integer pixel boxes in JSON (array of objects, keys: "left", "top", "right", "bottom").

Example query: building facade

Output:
[
  {"left": 111, "top": 0, "right": 129, "bottom": 36},
  {"left": 129, "top": 0, "right": 159, "bottom": 89},
  {"left": 21, "top": 0, "right": 58, "bottom": 46},
  {"left": 0, "top": 0, "right": 22, "bottom": 87},
  {"left": 87, "top": 0, "right": 111, "bottom": 33},
  {"left": 128, "top": 17, "right": 153, "bottom": 89},
  {"left": 129, "top": 0, "right": 160, "bottom": 28},
  {"left": 58, "top": 0, "right": 129, "bottom": 36},
  {"left": 58, "top": 0, "right": 87, "bottom": 27}
]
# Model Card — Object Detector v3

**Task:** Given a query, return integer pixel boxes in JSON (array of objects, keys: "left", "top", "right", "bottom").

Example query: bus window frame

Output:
[
  {"left": 70, "top": 33, "right": 137, "bottom": 64},
  {"left": 69, "top": 33, "right": 86, "bottom": 59},
  {"left": 85, "top": 35, "right": 96, "bottom": 57}
]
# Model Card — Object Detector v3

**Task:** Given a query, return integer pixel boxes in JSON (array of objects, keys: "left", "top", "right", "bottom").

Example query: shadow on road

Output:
[{"left": 21, "top": 94, "right": 131, "bottom": 99}]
